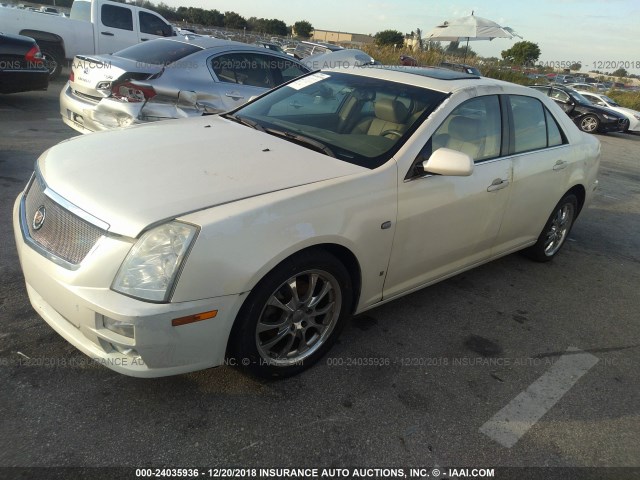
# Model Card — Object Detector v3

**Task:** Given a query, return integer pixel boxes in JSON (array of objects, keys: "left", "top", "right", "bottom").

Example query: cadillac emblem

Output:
[{"left": 33, "top": 205, "right": 46, "bottom": 231}]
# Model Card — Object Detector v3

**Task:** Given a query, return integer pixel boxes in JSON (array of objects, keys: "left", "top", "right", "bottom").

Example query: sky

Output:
[{"left": 160, "top": 0, "right": 640, "bottom": 74}]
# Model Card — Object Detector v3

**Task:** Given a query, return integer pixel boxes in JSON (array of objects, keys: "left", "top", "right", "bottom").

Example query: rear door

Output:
[
  {"left": 492, "top": 95, "right": 571, "bottom": 254},
  {"left": 97, "top": 3, "right": 138, "bottom": 53}
]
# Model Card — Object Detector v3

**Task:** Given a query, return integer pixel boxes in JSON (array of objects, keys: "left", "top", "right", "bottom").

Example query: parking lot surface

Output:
[{"left": 1, "top": 79, "right": 639, "bottom": 473}]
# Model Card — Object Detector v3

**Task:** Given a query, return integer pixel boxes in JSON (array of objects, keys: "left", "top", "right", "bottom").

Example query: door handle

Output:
[
  {"left": 141, "top": 38, "right": 149, "bottom": 41},
  {"left": 553, "top": 160, "right": 567, "bottom": 171},
  {"left": 487, "top": 178, "right": 509, "bottom": 192},
  {"left": 225, "top": 92, "right": 244, "bottom": 100},
  {"left": 101, "top": 31, "right": 115, "bottom": 36}
]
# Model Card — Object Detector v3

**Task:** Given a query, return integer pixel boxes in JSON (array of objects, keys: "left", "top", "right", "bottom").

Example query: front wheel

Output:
[
  {"left": 579, "top": 115, "right": 600, "bottom": 133},
  {"left": 228, "top": 250, "right": 353, "bottom": 378},
  {"left": 524, "top": 194, "right": 578, "bottom": 262}
]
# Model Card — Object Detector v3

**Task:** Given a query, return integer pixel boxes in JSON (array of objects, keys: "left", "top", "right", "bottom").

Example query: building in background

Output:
[{"left": 310, "top": 29, "right": 374, "bottom": 47}]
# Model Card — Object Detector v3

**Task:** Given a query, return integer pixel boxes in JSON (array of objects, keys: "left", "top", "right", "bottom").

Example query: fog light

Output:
[
  {"left": 103, "top": 316, "right": 135, "bottom": 338},
  {"left": 110, "top": 343, "right": 139, "bottom": 357}
]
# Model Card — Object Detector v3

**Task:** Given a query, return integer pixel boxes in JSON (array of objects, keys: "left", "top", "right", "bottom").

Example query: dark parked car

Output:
[
  {"left": 531, "top": 85, "right": 628, "bottom": 133},
  {"left": 0, "top": 32, "right": 49, "bottom": 93}
]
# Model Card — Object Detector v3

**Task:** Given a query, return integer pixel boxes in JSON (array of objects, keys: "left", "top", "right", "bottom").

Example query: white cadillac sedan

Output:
[{"left": 14, "top": 67, "right": 600, "bottom": 378}]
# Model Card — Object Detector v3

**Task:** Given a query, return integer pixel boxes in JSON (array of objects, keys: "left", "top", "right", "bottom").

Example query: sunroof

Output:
[{"left": 376, "top": 66, "right": 480, "bottom": 80}]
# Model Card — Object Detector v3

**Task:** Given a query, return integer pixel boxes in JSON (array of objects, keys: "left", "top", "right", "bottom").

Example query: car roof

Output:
[
  {"left": 321, "top": 66, "right": 530, "bottom": 95},
  {"left": 163, "top": 36, "right": 293, "bottom": 58}
]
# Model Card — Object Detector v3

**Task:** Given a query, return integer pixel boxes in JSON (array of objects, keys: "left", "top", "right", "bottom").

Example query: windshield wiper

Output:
[
  {"left": 221, "top": 113, "right": 265, "bottom": 132},
  {"left": 264, "top": 128, "right": 336, "bottom": 158}
]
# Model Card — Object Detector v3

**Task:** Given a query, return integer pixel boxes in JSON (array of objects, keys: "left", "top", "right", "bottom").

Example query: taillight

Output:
[
  {"left": 69, "top": 70, "right": 74, "bottom": 82},
  {"left": 111, "top": 81, "right": 156, "bottom": 103},
  {"left": 25, "top": 45, "right": 43, "bottom": 65}
]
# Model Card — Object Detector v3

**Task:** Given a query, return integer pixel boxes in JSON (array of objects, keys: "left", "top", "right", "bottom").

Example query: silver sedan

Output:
[{"left": 60, "top": 36, "right": 311, "bottom": 133}]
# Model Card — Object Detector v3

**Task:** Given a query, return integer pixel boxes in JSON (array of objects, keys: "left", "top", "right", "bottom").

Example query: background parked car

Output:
[
  {"left": 577, "top": 90, "right": 640, "bottom": 133},
  {"left": 530, "top": 84, "right": 628, "bottom": 133},
  {"left": 293, "top": 40, "right": 344, "bottom": 59},
  {"left": 60, "top": 36, "right": 311, "bottom": 133},
  {"left": 0, "top": 32, "right": 49, "bottom": 94},
  {"left": 439, "top": 62, "right": 481, "bottom": 76}
]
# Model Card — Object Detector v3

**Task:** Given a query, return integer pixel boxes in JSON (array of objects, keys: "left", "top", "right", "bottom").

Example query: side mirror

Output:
[{"left": 421, "top": 148, "right": 474, "bottom": 176}]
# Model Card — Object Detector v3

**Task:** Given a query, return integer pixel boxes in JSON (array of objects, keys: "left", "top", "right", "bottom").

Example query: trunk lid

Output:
[{"left": 69, "top": 54, "right": 161, "bottom": 100}]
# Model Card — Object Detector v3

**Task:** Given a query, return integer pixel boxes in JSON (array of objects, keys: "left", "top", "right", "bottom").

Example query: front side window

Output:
[
  {"left": 101, "top": 4, "right": 133, "bottom": 31},
  {"left": 429, "top": 95, "right": 502, "bottom": 162}
]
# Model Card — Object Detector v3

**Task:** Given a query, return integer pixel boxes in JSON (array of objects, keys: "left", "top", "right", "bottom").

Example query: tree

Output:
[
  {"left": 612, "top": 68, "right": 628, "bottom": 78},
  {"left": 293, "top": 20, "right": 313, "bottom": 39},
  {"left": 224, "top": 11, "right": 247, "bottom": 30},
  {"left": 446, "top": 40, "right": 476, "bottom": 58},
  {"left": 570, "top": 62, "right": 582, "bottom": 71},
  {"left": 374, "top": 30, "right": 404, "bottom": 47},
  {"left": 501, "top": 41, "right": 541, "bottom": 66}
]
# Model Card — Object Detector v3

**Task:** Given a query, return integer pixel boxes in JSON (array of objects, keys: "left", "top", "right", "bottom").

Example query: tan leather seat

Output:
[
  {"left": 352, "top": 98, "right": 409, "bottom": 137},
  {"left": 444, "top": 116, "right": 484, "bottom": 160}
]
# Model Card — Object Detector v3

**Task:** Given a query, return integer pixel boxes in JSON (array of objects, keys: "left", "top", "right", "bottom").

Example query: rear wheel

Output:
[
  {"left": 524, "top": 194, "right": 578, "bottom": 262},
  {"left": 228, "top": 250, "right": 353, "bottom": 378},
  {"left": 579, "top": 115, "right": 600, "bottom": 133},
  {"left": 39, "top": 43, "right": 63, "bottom": 80}
]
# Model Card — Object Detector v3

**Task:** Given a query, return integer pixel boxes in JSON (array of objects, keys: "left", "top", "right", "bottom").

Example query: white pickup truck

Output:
[{"left": 0, "top": 0, "right": 174, "bottom": 79}]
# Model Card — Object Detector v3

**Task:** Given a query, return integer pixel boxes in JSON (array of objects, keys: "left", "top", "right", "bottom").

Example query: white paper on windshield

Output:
[{"left": 287, "top": 73, "right": 330, "bottom": 90}]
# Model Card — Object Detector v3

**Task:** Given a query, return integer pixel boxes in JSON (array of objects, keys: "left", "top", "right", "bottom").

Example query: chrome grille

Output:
[{"left": 23, "top": 175, "right": 105, "bottom": 266}]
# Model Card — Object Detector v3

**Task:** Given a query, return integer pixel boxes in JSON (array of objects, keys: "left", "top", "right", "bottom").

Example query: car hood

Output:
[{"left": 38, "top": 116, "right": 365, "bottom": 237}]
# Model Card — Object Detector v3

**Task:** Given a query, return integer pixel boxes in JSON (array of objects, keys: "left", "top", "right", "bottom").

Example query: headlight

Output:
[
  {"left": 112, "top": 221, "right": 198, "bottom": 302},
  {"left": 633, "top": 114, "right": 640, "bottom": 121}
]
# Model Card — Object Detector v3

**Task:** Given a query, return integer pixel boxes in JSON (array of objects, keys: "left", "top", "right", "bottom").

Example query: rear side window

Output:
[
  {"left": 212, "top": 53, "right": 273, "bottom": 88},
  {"left": 114, "top": 40, "right": 202, "bottom": 66},
  {"left": 211, "top": 53, "right": 301, "bottom": 89},
  {"left": 509, "top": 96, "right": 566, "bottom": 153},
  {"left": 101, "top": 4, "right": 133, "bottom": 31}
]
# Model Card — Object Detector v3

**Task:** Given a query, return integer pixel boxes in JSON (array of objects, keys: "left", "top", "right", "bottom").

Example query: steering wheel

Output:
[{"left": 380, "top": 129, "right": 403, "bottom": 139}]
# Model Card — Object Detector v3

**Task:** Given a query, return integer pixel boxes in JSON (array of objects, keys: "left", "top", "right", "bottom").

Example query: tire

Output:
[
  {"left": 524, "top": 194, "right": 578, "bottom": 262},
  {"left": 578, "top": 115, "right": 600, "bottom": 133},
  {"left": 39, "top": 44, "right": 63, "bottom": 81},
  {"left": 228, "top": 249, "right": 353, "bottom": 378}
]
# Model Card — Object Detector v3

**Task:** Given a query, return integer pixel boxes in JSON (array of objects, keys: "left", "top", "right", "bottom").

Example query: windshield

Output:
[
  {"left": 231, "top": 71, "right": 447, "bottom": 168},
  {"left": 114, "top": 40, "right": 202, "bottom": 66}
]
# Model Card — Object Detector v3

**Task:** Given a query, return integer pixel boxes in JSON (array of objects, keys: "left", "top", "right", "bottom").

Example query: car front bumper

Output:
[{"left": 13, "top": 194, "right": 244, "bottom": 377}]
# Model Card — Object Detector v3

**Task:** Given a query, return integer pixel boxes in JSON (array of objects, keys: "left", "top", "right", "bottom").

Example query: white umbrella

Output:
[{"left": 425, "top": 12, "right": 521, "bottom": 60}]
